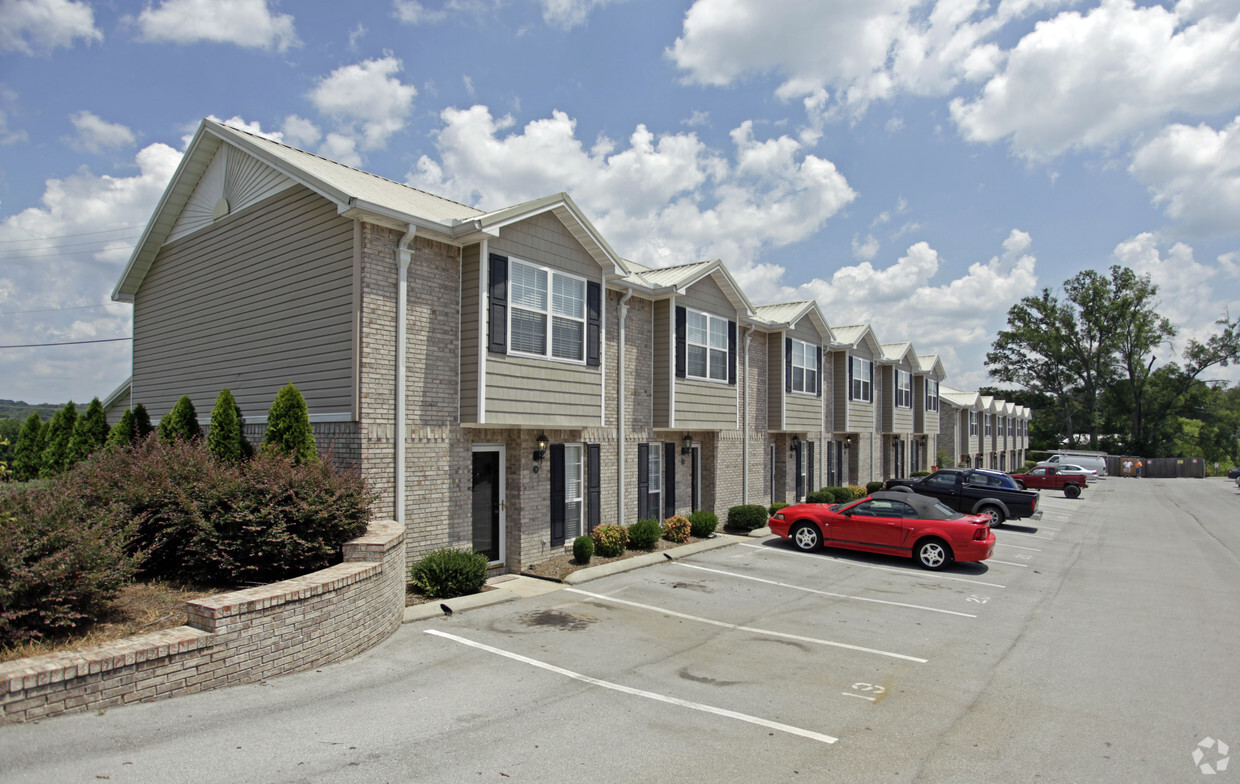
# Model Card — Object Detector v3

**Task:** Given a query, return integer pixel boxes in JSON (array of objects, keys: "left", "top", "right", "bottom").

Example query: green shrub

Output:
[
  {"left": 67, "top": 397, "right": 109, "bottom": 467},
  {"left": 662, "top": 514, "right": 691, "bottom": 543},
  {"left": 805, "top": 489, "right": 833, "bottom": 503},
  {"left": 628, "top": 518, "right": 662, "bottom": 549},
  {"left": 591, "top": 524, "right": 628, "bottom": 557},
  {"left": 727, "top": 504, "right": 769, "bottom": 531},
  {"left": 159, "top": 395, "right": 202, "bottom": 443},
  {"left": 820, "top": 486, "right": 848, "bottom": 503},
  {"left": 845, "top": 484, "right": 867, "bottom": 500},
  {"left": 769, "top": 501, "right": 790, "bottom": 516},
  {"left": 58, "top": 435, "right": 372, "bottom": 585},
  {"left": 263, "top": 383, "right": 318, "bottom": 464},
  {"left": 132, "top": 403, "right": 154, "bottom": 439},
  {"left": 865, "top": 481, "right": 884, "bottom": 494},
  {"left": 910, "top": 470, "right": 931, "bottom": 477},
  {"left": 572, "top": 535, "right": 594, "bottom": 564},
  {"left": 208, "top": 388, "right": 252, "bottom": 464},
  {"left": 410, "top": 548, "right": 488, "bottom": 599},
  {"left": 0, "top": 485, "right": 138, "bottom": 648},
  {"left": 11, "top": 412, "right": 43, "bottom": 482},
  {"left": 107, "top": 408, "right": 137, "bottom": 448},
  {"left": 688, "top": 510, "right": 718, "bottom": 538},
  {"left": 39, "top": 401, "right": 77, "bottom": 478}
]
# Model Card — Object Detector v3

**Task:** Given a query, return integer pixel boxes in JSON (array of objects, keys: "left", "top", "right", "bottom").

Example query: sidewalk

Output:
[{"left": 401, "top": 528, "right": 769, "bottom": 623}]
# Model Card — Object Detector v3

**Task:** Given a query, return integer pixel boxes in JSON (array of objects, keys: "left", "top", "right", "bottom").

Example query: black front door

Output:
[{"left": 472, "top": 450, "right": 500, "bottom": 561}]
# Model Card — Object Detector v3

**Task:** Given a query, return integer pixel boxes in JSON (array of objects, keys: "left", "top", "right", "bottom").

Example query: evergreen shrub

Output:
[
  {"left": 769, "top": 501, "right": 790, "bottom": 516},
  {"left": 159, "top": 396, "right": 202, "bottom": 443},
  {"left": 628, "top": 518, "right": 662, "bottom": 549},
  {"left": 67, "top": 398, "right": 108, "bottom": 467},
  {"left": 572, "top": 535, "right": 594, "bottom": 564},
  {"left": 409, "top": 548, "right": 488, "bottom": 599},
  {"left": 39, "top": 401, "right": 77, "bottom": 478},
  {"left": 263, "top": 383, "right": 317, "bottom": 464},
  {"left": 687, "top": 510, "right": 718, "bottom": 538},
  {"left": 865, "top": 481, "right": 884, "bottom": 494},
  {"left": 12, "top": 412, "right": 42, "bottom": 482},
  {"left": 727, "top": 504, "right": 769, "bottom": 531}
]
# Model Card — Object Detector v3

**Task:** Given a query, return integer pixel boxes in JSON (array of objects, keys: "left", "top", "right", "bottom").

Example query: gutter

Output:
[
  {"left": 617, "top": 287, "right": 633, "bottom": 525},
  {"left": 395, "top": 226, "right": 416, "bottom": 525},
  {"left": 742, "top": 326, "right": 753, "bottom": 504}
]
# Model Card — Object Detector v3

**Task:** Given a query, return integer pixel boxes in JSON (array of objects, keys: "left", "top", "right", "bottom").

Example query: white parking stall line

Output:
[
  {"left": 1001, "top": 531, "right": 1057, "bottom": 540},
  {"left": 425, "top": 629, "right": 839, "bottom": 745},
  {"left": 567, "top": 588, "right": 932, "bottom": 662},
  {"left": 741, "top": 542, "right": 1007, "bottom": 589},
  {"left": 995, "top": 542, "right": 1042, "bottom": 551},
  {"left": 671, "top": 563, "right": 976, "bottom": 619},
  {"left": 843, "top": 692, "right": 877, "bottom": 702},
  {"left": 986, "top": 559, "right": 1029, "bottom": 568}
]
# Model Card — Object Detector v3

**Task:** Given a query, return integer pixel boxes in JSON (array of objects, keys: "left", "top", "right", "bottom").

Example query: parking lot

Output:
[{"left": 2, "top": 478, "right": 1238, "bottom": 783}]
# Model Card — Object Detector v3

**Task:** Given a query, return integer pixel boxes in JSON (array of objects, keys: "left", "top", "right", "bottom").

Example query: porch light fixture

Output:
[
  {"left": 790, "top": 435, "right": 801, "bottom": 452},
  {"left": 681, "top": 434, "right": 693, "bottom": 455},
  {"left": 533, "top": 432, "right": 549, "bottom": 463},
  {"left": 844, "top": 436, "right": 852, "bottom": 450}
]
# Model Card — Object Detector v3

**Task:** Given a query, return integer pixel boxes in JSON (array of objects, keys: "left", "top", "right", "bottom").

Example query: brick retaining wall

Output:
[{"left": 0, "top": 519, "right": 405, "bottom": 725}]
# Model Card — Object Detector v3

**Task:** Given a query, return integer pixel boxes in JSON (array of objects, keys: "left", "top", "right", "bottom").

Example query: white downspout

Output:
[
  {"left": 617, "top": 288, "right": 633, "bottom": 525},
  {"left": 742, "top": 326, "right": 752, "bottom": 505},
  {"left": 396, "top": 226, "right": 416, "bottom": 525}
]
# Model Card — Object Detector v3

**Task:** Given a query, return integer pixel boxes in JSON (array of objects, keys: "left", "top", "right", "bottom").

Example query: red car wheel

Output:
[
  {"left": 790, "top": 521, "right": 821, "bottom": 552},
  {"left": 915, "top": 538, "right": 952, "bottom": 570}
]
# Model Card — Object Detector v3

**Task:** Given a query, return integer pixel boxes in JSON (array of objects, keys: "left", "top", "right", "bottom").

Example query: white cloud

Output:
[
  {"left": 540, "top": 0, "right": 623, "bottom": 29},
  {"left": 64, "top": 111, "right": 136, "bottom": 154},
  {"left": 308, "top": 56, "right": 416, "bottom": 151},
  {"left": 851, "top": 233, "right": 880, "bottom": 260},
  {"left": 407, "top": 105, "right": 856, "bottom": 277},
  {"left": 392, "top": 0, "right": 494, "bottom": 24},
  {"left": 279, "top": 115, "right": 321, "bottom": 149},
  {"left": 0, "top": 0, "right": 100, "bottom": 54},
  {"left": 951, "top": 0, "right": 1240, "bottom": 159},
  {"left": 136, "top": 0, "right": 299, "bottom": 52},
  {"left": 1129, "top": 117, "right": 1240, "bottom": 236},
  {"left": 0, "top": 142, "right": 183, "bottom": 402}
]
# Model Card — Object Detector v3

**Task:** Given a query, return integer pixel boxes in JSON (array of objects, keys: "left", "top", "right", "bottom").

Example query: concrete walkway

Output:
[{"left": 401, "top": 529, "right": 767, "bottom": 623}]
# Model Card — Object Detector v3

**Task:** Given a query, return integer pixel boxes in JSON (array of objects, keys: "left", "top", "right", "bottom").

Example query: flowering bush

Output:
[
  {"left": 662, "top": 514, "right": 691, "bottom": 543},
  {"left": 845, "top": 485, "right": 868, "bottom": 500},
  {"left": 591, "top": 524, "right": 628, "bottom": 557}
]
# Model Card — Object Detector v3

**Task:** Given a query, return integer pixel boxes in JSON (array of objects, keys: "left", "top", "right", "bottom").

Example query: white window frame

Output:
[
  {"left": 925, "top": 379, "right": 939, "bottom": 412},
  {"left": 564, "top": 443, "right": 584, "bottom": 539},
  {"left": 791, "top": 338, "right": 818, "bottom": 395},
  {"left": 647, "top": 443, "right": 662, "bottom": 518},
  {"left": 850, "top": 356, "right": 873, "bottom": 402},
  {"left": 985, "top": 414, "right": 992, "bottom": 437},
  {"left": 969, "top": 411, "right": 979, "bottom": 436},
  {"left": 508, "top": 258, "right": 587, "bottom": 364},
  {"left": 685, "top": 308, "right": 729, "bottom": 383},
  {"left": 895, "top": 369, "right": 912, "bottom": 409}
]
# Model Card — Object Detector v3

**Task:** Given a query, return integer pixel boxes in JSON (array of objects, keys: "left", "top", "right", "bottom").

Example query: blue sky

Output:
[{"left": 2, "top": 0, "right": 1239, "bottom": 406}]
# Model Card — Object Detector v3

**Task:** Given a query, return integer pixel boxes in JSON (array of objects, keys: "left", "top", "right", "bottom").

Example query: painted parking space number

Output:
[{"left": 967, "top": 595, "right": 990, "bottom": 604}]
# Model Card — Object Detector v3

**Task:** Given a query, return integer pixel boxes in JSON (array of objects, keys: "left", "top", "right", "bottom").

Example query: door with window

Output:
[{"left": 471, "top": 446, "right": 504, "bottom": 562}]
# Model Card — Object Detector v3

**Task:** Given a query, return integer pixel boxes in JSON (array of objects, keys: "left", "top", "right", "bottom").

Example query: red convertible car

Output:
[{"left": 769, "top": 490, "right": 996, "bottom": 570}]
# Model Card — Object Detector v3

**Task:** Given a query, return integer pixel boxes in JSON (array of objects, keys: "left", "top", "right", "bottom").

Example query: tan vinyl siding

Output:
[
  {"left": 892, "top": 366, "right": 914, "bottom": 433},
  {"left": 786, "top": 392, "right": 820, "bottom": 431},
  {"left": 880, "top": 366, "right": 894, "bottom": 431},
  {"left": 460, "top": 244, "right": 481, "bottom": 423},
  {"left": 484, "top": 355, "right": 601, "bottom": 427},
  {"left": 832, "top": 351, "right": 848, "bottom": 432},
  {"left": 674, "top": 378, "right": 736, "bottom": 429},
  {"left": 767, "top": 333, "right": 783, "bottom": 429},
  {"left": 653, "top": 299, "right": 671, "bottom": 428},
  {"left": 490, "top": 212, "right": 598, "bottom": 280},
  {"left": 679, "top": 274, "right": 735, "bottom": 318},
  {"left": 132, "top": 186, "right": 354, "bottom": 419}
]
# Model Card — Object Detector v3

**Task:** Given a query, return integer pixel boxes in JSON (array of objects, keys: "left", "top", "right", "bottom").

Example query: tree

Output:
[
  {"left": 107, "top": 408, "right": 137, "bottom": 447},
  {"left": 132, "top": 403, "right": 154, "bottom": 439},
  {"left": 208, "top": 388, "right": 252, "bottom": 463},
  {"left": 158, "top": 396, "right": 203, "bottom": 443},
  {"left": 263, "top": 383, "right": 318, "bottom": 464},
  {"left": 67, "top": 397, "right": 109, "bottom": 466},
  {"left": 0, "top": 417, "right": 20, "bottom": 472},
  {"left": 39, "top": 401, "right": 78, "bottom": 477},
  {"left": 1105, "top": 266, "right": 1176, "bottom": 454}
]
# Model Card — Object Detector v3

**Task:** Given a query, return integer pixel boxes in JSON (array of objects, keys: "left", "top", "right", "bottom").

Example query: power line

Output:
[
  {"left": 0, "top": 226, "right": 143, "bottom": 244},
  {"left": 0, "top": 337, "right": 131, "bottom": 349}
]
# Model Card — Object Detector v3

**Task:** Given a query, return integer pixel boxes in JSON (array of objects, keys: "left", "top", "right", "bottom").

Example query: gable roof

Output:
[
  {"left": 752, "top": 301, "right": 833, "bottom": 342},
  {"left": 114, "top": 118, "right": 625, "bottom": 301},
  {"left": 880, "top": 342, "right": 917, "bottom": 367},
  {"left": 916, "top": 353, "right": 947, "bottom": 380},
  {"left": 614, "top": 259, "right": 756, "bottom": 316},
  {"left": 830, "top": 323, "right": 883, "bottom": 356},
  {"left": 939, "top": 385, "right": 981, "bottom": 409}
]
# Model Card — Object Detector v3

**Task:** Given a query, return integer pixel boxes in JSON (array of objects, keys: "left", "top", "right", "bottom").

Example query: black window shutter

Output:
[
  {"left": 664, "top": 442, "right": 676, "bottom": 519},
  {"left": 549, "top": 444, "right": 565, "bottom": 546},
  {"left": 587, "top": 443, "right": 601, "bottom": 532},
  {"left": 795, "top": 442, "right": 804, "bottom": 500},
  {"left": 785, "top": 337, "right": 793, "bottom": 393},
  {"left": 728, "top": 320, "right": 737, "bottom": 384},
  {"left": 869, "top": 359, "right": 874, "bottom": 402},
  {"left": 487, "top": 254, "right": 508, "bottom": 354},
  {"left": 637, "top": 443, "right": 649, "bottom": 521},
  {"left": 674, "top": 307, "right": 687, "bottom": 378},
  {"left": 847, "top": 355, "right": 854, "bottom": 401},
  {"left": 586, "top": 281, "right": 601, "bottom": 367},
  {"left": 816, "top": 346, "right": 823, "bottom": 397},
  {"left": 807, "top": 442, "right": 815, "bottom": 493}
]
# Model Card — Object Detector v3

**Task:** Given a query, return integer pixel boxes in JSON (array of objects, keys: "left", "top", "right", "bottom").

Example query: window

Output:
[
  {"left": 686, "top": 309, "right": 728, "bottom": 381},
  {"left": 509, "top": 259, "right": 586, "bottom": 362},
  {"left": 564, "top": 445, "right": 583, "bottom": 538},
  {"left": 850, "top": 356, "right": 872, "bottom": 402},
  {"left": 791, "top": 339, "right": 818, "bottom": 394},
  {"left": 925, "top": 379, "right": 939, "bottom": 412},
  {"left": 895, "top": 370, "right": 912, "bottom": 408},
  {"left": 647, "top": 443, "right": 661, "bottom": 517},
  {"left": 969, "top": 411, "right": 979, "bottom": 436},
  {"left": 985, "top": 415, "right": 992, "bottom": 436}
]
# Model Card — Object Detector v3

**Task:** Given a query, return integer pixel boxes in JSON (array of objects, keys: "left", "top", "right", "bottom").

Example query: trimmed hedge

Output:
[
  {"left": 727, "top": 504, "right": 769, "bottom": 531},
  {"left": 628, "top": 518, "right": 662, "bottom": 549},
  {"left": 865, "top": 481, "right": 885, "bottom": 494},
  {"left": 572, "top": 535, "right": 594, "bottom": 564},
  {"left": 805, "top": 489, "right": 833, "bottom": 503},
  {"left": 688, "top": 510, "right": 718, "bottom": 538},
  {"left": 769, "top": 502, "right": 790, "bottom": 516},
  {"left": 410, "top": 548, "right": 488, "bottom": 599}
]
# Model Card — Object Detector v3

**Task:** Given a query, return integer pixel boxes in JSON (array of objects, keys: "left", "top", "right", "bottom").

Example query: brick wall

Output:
[{"left": 0, "top": 519, "right": 405, "bottom": 725}]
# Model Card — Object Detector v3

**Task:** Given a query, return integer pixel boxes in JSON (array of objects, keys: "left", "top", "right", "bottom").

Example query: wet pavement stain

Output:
[
  {"left": 668, "top": 581, "right": 711, "bottom": 592},
  {"left": 519, "top": 609, "right": 595, "bottom": 631},
  {"left": 677, "top": 667, "right": 741, "bottom": 686}
]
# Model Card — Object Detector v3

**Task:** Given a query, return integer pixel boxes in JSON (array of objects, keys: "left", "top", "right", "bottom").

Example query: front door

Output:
[{"left": 471, "top": 447, "right": 503, "bottom": 562}]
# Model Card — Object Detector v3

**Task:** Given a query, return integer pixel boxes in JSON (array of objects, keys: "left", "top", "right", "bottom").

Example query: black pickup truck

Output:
[{"left": 884, "top": 468, "right": 1041, "bottom": 526}]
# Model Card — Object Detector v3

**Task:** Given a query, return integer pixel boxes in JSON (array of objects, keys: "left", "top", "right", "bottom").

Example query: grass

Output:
[{"left": 0, "top": 580, "right": 226, "bottom": 664}]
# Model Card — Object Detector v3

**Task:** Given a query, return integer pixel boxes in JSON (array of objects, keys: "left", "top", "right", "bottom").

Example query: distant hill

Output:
[{"left": 0, "top": 399, "right": 65, "bottom": 421}]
